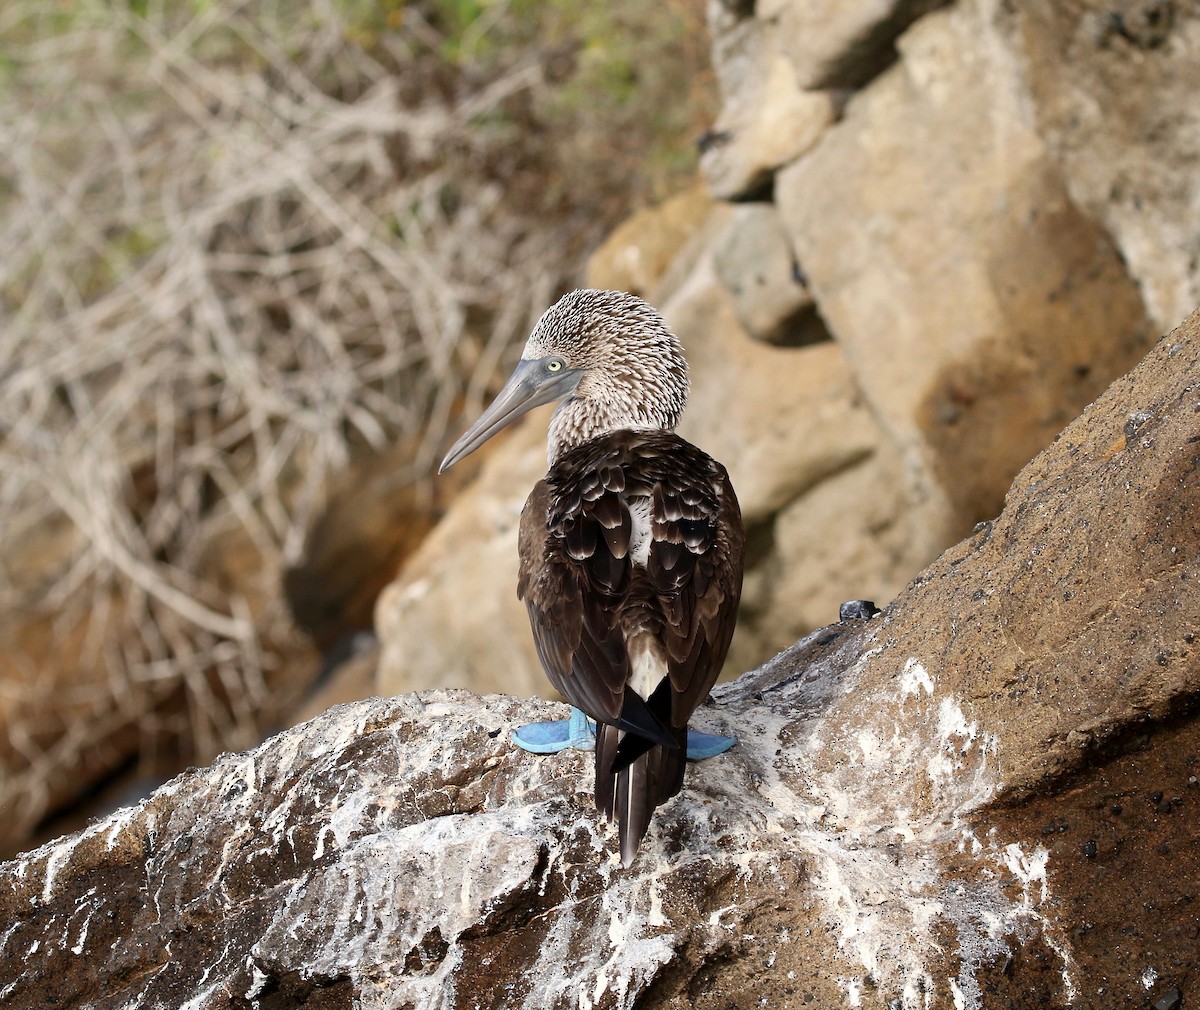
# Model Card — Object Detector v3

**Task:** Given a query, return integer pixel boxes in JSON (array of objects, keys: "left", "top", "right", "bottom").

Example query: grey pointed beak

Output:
[{"left": 439, "top": 358, "right": 584, "bottom": 473}]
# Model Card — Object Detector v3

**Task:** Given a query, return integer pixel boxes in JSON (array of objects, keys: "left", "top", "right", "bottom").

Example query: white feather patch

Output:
[
  {"left": 628, "top": 496, "right": 652, "bottom": 568},
  {"left": 628, "top": 634, "right": 667, "bottom": 701}
]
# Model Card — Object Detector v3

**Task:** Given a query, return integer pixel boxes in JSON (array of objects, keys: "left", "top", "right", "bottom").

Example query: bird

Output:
[{"left": 439, "top": 288, "right": 744, "bottom": 865}]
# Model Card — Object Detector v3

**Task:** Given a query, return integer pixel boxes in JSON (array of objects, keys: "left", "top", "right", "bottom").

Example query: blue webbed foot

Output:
[
  {"left": 513, "top": 707, "right": 735, "bottom": 759},
  {"left": 512, "top": 706, "right": 596, "bottom": 753},
  {"left": 686, "top": 730, "right": 736, "bottom": 760}
]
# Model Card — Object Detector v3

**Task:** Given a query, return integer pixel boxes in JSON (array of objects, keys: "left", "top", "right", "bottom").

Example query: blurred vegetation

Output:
[{"left": 0, "top": 0, "right": 715, "bottom": 846}]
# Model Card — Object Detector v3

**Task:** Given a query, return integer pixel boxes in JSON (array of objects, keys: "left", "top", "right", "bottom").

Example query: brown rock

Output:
[
  {"left": 711, "top": 202, "right": 818, "bottom": 345},
  {"left": 5, "top": 308, "right": 1197, "bottom": 1008},
  {"left": 1011, "top": 1, "right": 1200, "bottom": 332},
  {"left": 772, "top": 0, "right": 951, "bottom": 89},
  {"left": 585, "top": 185, "right": 716, "bottom": 298},
  {"left": 776, "top": 0, "right": 1153, "bottom": 541},
  {"left": 375, "top": 411, "right": 549, "bottom": 700},
  {"left": 702, "top": 5, "right": 835, "bottom": 199},
  {"left": 740, "top": 449, "right": 920, "bottom": 658},
  {"left": 669, "top": 255, "right": 881, "bottom": 526},
  {"left": 284, "top": 436, "right": 478, "bottom": 648}
]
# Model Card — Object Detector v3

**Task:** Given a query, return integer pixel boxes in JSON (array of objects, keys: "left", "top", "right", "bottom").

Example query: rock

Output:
[
  {"left": 374, "top": 411, "right": 550, "bottom": 700},
  {"left": 702, "top": 6, "right": 835, "bottom": 199},
  {"left": 1012, "top": 2, "right": 1200, "bottom": 332},
  {"left": 739, "top": 449, "right": 923, "bottom": 662},
  {"left": 776, "top": 0, "right": 1153, "bottom": 541},
  {"left": 772, "top": 0, "right": 951, "bottom": 89},
  {"left": 284, "top": 436, "right": 478, "bottom": 648},
  {"left": 711, "top": 202, "right": 818, "bottom": 344},
  {"left": 5, "top": 307, "right": 1198, "bottom": 1007},
  {"left": 668, "top": 254, "right": 881, "bottom": 526},
  {"left": 1155, "top": 989, "right": 1183, "bottom": 1010},
  {"left": 584, "top": 185, "right": 717, "bottom": 298}
]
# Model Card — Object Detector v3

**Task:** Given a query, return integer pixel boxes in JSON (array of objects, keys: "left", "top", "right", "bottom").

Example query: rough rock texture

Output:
[
  {"left": 772, "top": 0, "right": 951, "bottom": 89},
  {"left": 375, "top": 411, "right": 553, "bottom": 700},
  {"left": 5, "top": 307, "right": 1197, "bottom": 1009},
  {"left": 711, "top": 202, "right": 817, "bottom": 345},
  {"left": 702, "top": 3, "right": 835, "bottom": 199},
  {"left": 1016, "top": 1, "right": 1200, "bottom": 332},
  {"left": 776, "top": 0, "right": 1154, "bottom": 540}
]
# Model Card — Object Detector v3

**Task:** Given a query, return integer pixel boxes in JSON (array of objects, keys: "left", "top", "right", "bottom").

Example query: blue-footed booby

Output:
[{"left": 439, "top": 289, "right": 744, "bottom": 865}]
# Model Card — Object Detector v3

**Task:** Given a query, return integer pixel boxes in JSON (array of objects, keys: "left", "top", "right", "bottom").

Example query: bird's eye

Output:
[{"left": 546, "top": 359, "right": 563, "bottom": 372}]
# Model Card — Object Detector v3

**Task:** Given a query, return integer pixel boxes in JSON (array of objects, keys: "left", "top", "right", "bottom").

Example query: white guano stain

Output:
[{"left": 782, "top": 651, "right": 1073, "bottom": 1010}]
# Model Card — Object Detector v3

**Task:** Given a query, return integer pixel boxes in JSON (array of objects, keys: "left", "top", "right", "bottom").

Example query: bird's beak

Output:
[{"left": 439, "top": 358, "right": 584, "bottom": 473}]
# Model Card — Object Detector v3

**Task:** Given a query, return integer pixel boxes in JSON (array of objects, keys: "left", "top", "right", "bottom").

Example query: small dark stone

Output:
[
  {"left": 1057, "top": 823, "right": 1069, "bottom": 833},
  {"left": 839, "top": 599, "right": 880, "bottom": 621},
  {"left": 1156, "top": 799, "right": 1174, "bottom": 814},
  {"left": 487, "top": 728, "right": 502, "bottom": 738},
  {"left": 1151, "top": 790, "right": 1165, "bottom": 804},
  {"left": 696, "top": 128, "right": 733, "bottom": 153},
  {"left": 1153, "top": 988, "right": 1182, "bottom": 1010},
  {"left": 1041, "top": 822, "right": 1058, "bottom": 835},
  {"left": 1083, "top": 839, "right": 1098, "bottom": 859},
  {"left": 1112, "top": 804, "right": 1124, "bottom": 815}
]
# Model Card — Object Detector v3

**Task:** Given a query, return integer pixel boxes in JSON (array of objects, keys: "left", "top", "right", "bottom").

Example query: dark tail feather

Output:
[
  {"left": 595, "top": 723, "right": 687, "bottom": 866},
  {"left": 612, "top": 679, "right": 677, "bottom": 773},
  {"left": 613, "top": 685, "right": 677, "bottom": 751}
]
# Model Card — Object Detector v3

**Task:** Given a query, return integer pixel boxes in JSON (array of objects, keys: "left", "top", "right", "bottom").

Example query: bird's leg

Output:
[{"left": 511, "top": 706, "right": 597, "bottom": 753}]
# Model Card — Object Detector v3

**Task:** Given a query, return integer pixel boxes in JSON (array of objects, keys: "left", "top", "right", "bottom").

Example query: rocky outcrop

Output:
[
  {"left": 6, "top": 307, "right": 1197, "bottom": 1009},
  {"left": 377, "top": 0, "right": 1200, "bottom": 700}
]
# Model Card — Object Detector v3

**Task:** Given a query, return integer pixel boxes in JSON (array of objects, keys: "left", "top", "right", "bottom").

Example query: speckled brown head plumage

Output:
[
  {"left": 523, "top": 289, "right": 690, "bottom": 464},
  {"left": 439, "top": 289, "right": 692, "bottom": 473}
]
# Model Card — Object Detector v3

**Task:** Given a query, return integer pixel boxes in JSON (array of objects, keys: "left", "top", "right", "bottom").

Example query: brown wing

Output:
[
  {"left": 646, "top": 442, "right": 743, "bottom": 730},
  {"left": 517, "top": 430, "right": 743, "bottom": 730}
]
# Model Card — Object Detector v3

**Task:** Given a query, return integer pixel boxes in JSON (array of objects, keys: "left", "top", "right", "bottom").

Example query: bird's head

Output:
[{"left": 439, "top": 289, "right": 688, "bottom": 473}]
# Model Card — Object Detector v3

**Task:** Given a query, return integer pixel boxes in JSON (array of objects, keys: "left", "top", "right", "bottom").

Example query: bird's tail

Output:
[{"left": 595, "top": 721, "right": 686, "bottom": 866}]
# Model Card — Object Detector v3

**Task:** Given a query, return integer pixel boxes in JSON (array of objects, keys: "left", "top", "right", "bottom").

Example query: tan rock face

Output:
[
  {"left": 776, "top": 2, "right": 1153, "bottom": 538},
  {"left": 711, "top": 202, "right": 817, "bottom": 345},
  {"left": 375, "top": 413, "right": 550, "bottom": 700},
  {"left": 773, "top": 0, "right": 951, "bottom": 89},
  {"left": 1011, "top": 1, "right": 1200, "bottom": 332},
  {"left": 584, "top": 185, "right": 717, "bottom": 298},
  {"left": 8, "top": 308, "right": 1197, "bottom": 1008},
  {"left": 702, "top": 5, "right": 835, "bottom": 199}
]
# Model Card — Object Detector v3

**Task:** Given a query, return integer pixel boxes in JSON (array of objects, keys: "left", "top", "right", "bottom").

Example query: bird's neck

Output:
[{"left": 547, "top": 394, "right": 672, "bottom": 466}]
